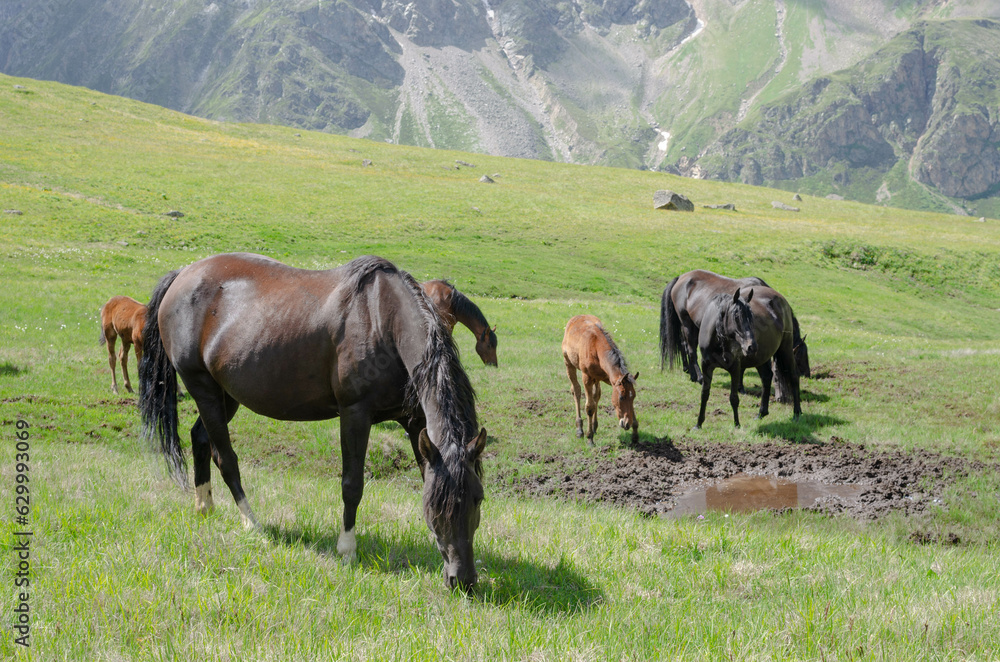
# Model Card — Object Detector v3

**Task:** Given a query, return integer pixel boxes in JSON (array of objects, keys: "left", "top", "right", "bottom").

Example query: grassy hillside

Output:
[{"left": 2, "top": 74, "right": 1000, "bottom": 659}]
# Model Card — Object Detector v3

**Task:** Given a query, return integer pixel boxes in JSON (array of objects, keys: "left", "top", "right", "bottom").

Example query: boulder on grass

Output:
[{"left": 654, "top": 190, "right": 694, "bottom": 211}]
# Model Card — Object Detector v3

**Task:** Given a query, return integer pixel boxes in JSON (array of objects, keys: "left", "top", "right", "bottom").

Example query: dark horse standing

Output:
[
  {"left": 139, "top": 253, "right": 486, "bottom": 590},
  {"left": 421, "top": 280, "right": 498, "bottom": 366},
  {"left": 661, "top": 283, "right": 802, "bottom": 428},
  {"left": 660, "top": 269, "right": 810, "bottom": 400}
]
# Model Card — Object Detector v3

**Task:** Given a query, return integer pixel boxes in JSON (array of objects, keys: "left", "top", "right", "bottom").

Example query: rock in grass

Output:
[
  {"left": 703, "top": 203, "right": 736, "bottom": 211},
  {"left": 480, "top": 175, "right": 495, "bottom": 183},
  {"left": 3, "top": 209, "right": 23, "bottom": 215},
  {"left": 165, "top": 210, "right": 185, "bottom": 218},
  {"left": 654, "top": 190, "right": 694, "bottom": 211},
  {"left": 772, "top": 201, "right": 799, "bottom": 211}
]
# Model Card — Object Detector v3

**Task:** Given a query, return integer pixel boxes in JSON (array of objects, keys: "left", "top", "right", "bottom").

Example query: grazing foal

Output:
[
  {"left": 562, "top": 315, "right": 639, "bottom": 444},
  {"left": 99, "top": 295, "right": 146, "bottom": 394},
  {"left": 422, "top": 280, "right": 498, "bottom": 366}
]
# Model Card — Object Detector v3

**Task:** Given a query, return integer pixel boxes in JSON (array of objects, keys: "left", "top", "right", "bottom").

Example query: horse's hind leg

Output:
[
  {"left": 190, "top": 391, "right": 240, "bottom": 516},
  {"left": 774, "top": 344, "right": 802, "bottom": 419},
  {"left": 338, "top": 406, "right": 373, "bottom": 560},
  {"left": 564, "top": 358, "right": 585, "bottom": 438},
  {"left": 105, "top": 330, "right": 120, "bottom": 394},
  {"left": 681, "top": 320, "right": 703, "bottom": 383},
  {"left": 186, "top": 377, "right": 257, "bottom": 529},
  {"left": 119, "top": 340, "right": 134, "bottom": 394}
]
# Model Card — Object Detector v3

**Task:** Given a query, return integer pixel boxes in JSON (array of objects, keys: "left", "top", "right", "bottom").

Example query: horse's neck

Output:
[
  {"left": 452, "top": 295, "right": 487, "bottom": 338},
  {"left": 596, "top": 338, "right": 626, "bottom": 383}
]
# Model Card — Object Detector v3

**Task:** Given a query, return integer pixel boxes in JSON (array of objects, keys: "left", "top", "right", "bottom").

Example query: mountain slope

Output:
[
  {"left": 1, "top": 0, "right": 999, "bottom": 212},
  {"left": 697, "top": 19, "right": 1000, "bottom": 216}
]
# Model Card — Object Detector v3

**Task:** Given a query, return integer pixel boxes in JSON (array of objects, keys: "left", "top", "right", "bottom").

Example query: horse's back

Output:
[
  {"left": 158, "top": 253, "right": 364, "bottom": 419},
  {"left": 562, "top": 314, "right": 605, "bottom": 366},
  {"left": 101, "top": 296, "right": 146, "bottom": 337}
]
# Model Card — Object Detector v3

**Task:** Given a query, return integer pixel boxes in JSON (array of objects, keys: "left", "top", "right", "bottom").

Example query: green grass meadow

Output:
[{"left": 2, "top": 74, "right": 1000, "bottom": 659}]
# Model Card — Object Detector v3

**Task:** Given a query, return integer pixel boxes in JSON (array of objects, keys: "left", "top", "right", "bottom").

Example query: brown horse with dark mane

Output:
[
  {"left": 422, "top": 280, "right": 498, "bottom": 366},
  {"left": 661, "top": 282, "right": 801, "bottom": 428},
  {"left": 562, "top": 315, "right": 639, "bottom": 444},
  {"left": 139, "top": 253, "right": 486, "bottom": 590},
  {"left": 99, "top": 295, "right": 147, "bottom": 395}
]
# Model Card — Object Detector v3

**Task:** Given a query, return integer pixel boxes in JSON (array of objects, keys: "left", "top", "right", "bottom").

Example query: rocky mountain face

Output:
[
  {"left": 699, "top": 19, "right": 1000, "bottom": 209},
  {"left": 1, "top": 0, "right": 999, "bottom": 213}
]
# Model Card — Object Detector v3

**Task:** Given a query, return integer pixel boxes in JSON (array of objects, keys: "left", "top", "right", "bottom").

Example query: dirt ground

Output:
[{"left": 500, "top": 436, "right": 992, "bottom": 526}]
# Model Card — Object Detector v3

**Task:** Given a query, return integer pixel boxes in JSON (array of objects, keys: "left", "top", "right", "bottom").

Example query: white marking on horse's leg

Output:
[
  {"left": 236, "top": 498, "right": 260, "bottom": 531},
  {"left": 194, "top": 483, "right": 215, "bottom": 514},
  {"left": 337, "top": 527, "right": 357, "bottom": 561}
]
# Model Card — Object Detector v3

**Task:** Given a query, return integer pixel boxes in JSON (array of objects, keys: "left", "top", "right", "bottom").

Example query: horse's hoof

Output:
[{"left": 576, "top": 429, "right": 584, "bottom": 438}]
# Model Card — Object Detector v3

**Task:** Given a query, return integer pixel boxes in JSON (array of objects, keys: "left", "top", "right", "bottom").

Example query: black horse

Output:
[
  {"left": 662, "top": 285, "right": 802, "bottom": 428},
  {"left": 139, "top": 253, "right": 486, "bottom": 590},
  {"left": 660, "top": 269, "right": 809, "bottom": 401}
]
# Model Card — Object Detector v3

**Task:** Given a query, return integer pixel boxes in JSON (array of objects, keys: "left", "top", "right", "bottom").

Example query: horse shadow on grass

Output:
[
  {"left": 756, "top": 413, "right": 847, "bottom": 444},
  {"left": 263, "top": 523, "right": 603, "bottom": 614}
]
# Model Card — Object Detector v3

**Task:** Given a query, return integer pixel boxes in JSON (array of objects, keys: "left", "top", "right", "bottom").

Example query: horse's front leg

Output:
[
  {"left": 398, "top": 413, "right": 428, "bottom": 479},
  {"left": 757, "top": 362, "right": 773, "bottom": 419},
  {"left": 696, "top": 364, "right": 714, "bottom": 428},
  {"left": 729, "top": 367, "right": 741, "bottom": 428},
  {"left": 338, "top": 407, "right": 372, "bottom": 561},
  {"left": 583, "top": 375, "right": 600, "bottom": 444}
]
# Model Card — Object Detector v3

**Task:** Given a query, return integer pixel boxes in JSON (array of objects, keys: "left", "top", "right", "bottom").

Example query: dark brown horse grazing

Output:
[
  {"left": 562, "top": 315, "right": 639, "bottom": 444},
  {"left": 422, "top": 280, "right": 498, "bottom": 366},
  {"left": 661, "top": 285, "right": 801, "bottom": 428},
  {"left": 660, "top": 269, "right": 810, "bottom": 390},
  {"left": 99, "top": 295, "right": 147, "bottom": 395},
  {"left": 139, "top": 253, "right": 486, "bottom": 590}
]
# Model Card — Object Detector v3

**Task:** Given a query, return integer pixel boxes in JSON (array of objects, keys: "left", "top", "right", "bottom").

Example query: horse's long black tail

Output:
[
  {"left": 138, "top": 269, "right": 186, "bottom": 486},
  {"left": 660, "top": 277, "right": 682, "bottom": 371}
]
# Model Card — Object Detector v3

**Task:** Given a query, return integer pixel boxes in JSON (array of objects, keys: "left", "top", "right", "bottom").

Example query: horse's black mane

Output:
[
  {"left": 400, "top": 273, "right": 481, "bottom": 519},
  {"left": 450, "top": 286, "right": 490, "bottom": 330},
  {"left": 600, "top": 328, "right": 631, "bottom": 378}
]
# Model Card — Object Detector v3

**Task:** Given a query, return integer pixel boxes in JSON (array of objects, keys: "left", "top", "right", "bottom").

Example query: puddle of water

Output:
[{"left": 666, "top": 473, "right": 863, "bottom": 518}]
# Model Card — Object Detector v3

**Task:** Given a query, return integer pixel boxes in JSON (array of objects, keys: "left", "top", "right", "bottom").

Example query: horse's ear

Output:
[
  {"left": 492, "top": 325, "right": 497, "bottom": 333},
  {"left": 633, "top": 371, "right": 640, "bottom": 382},
  {"left": 744, "top": 288, "right": 754, "bottom": 302},
  {"left": 802, "top": 334, "right": 807, "bottom": 342},
  {"left": 467, "top": 428, "right": 487, "bottom": 460},
  {"left": 732, "top": 288, "right": 741, "bottom": 303},
  {"left": 418, "top": 429, "right": 440, "bottom": 464}
]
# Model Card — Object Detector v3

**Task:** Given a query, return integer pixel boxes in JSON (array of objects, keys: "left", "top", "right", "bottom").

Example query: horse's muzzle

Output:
[{"left": 445, "top": 570, "right": 478, "bottom": 591}]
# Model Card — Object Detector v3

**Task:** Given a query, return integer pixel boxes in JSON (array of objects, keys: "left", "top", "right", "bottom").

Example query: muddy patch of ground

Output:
[{"left": 500, "top": 437, "right": 994, "bottom": 521}]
